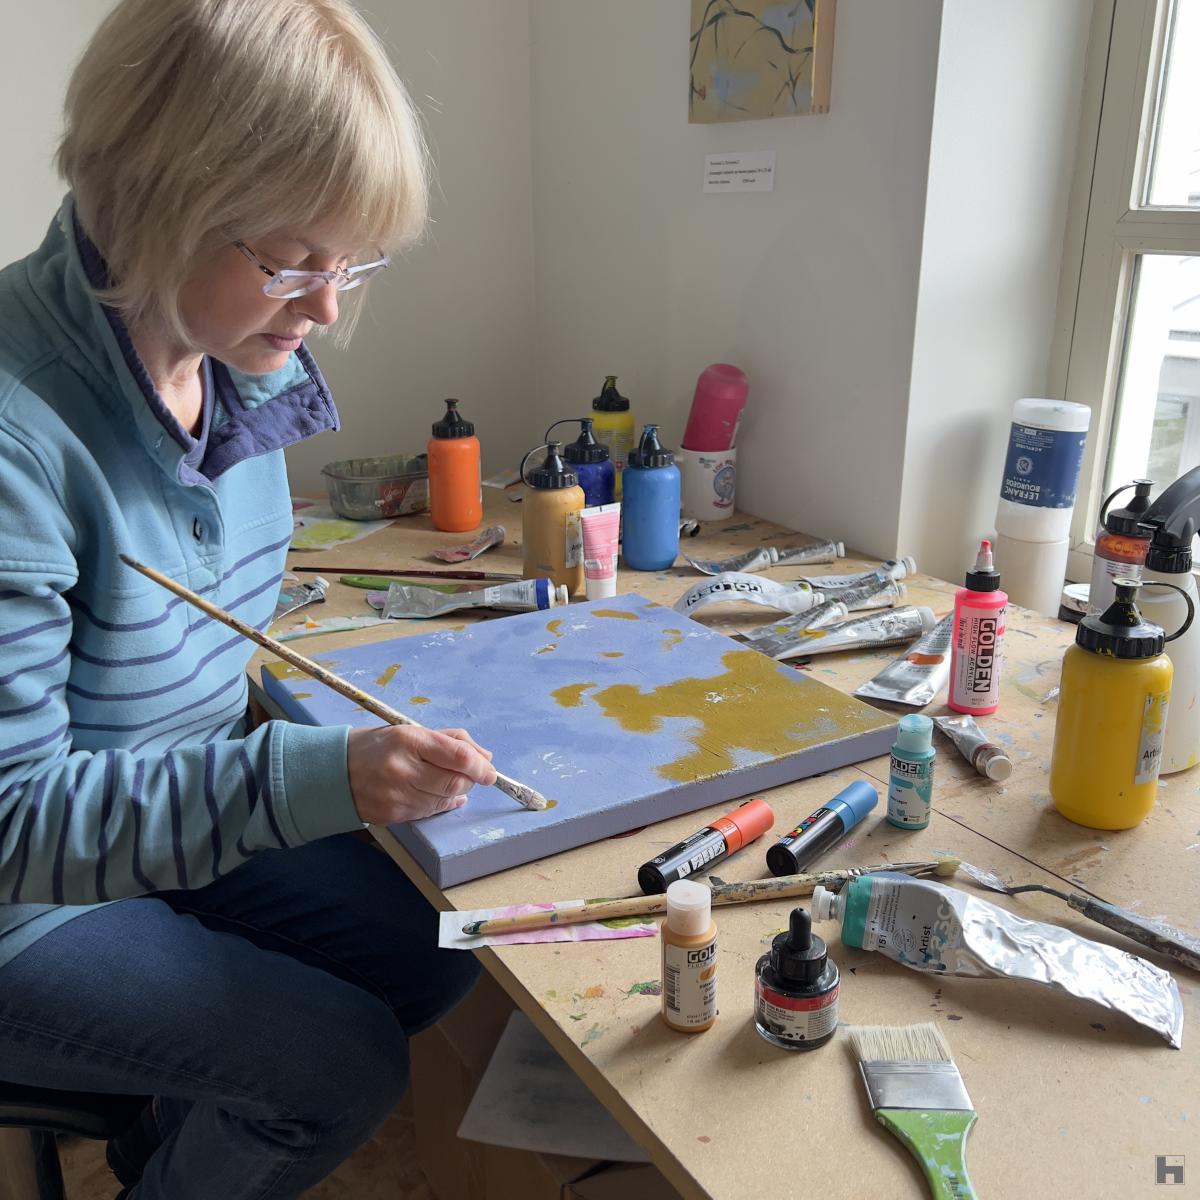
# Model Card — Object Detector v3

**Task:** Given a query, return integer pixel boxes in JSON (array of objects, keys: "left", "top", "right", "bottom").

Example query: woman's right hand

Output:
[{"left": 347, "top": 725, "right": 497, "bottom": 826}]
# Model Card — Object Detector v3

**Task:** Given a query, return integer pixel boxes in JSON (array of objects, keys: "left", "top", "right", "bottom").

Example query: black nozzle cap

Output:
[
  {"left": 432, "top": 398, "right": 475, "bottom": 439},
  {"left": 1145, "top": 517, "right": 1194, "bottom": 574},
  {"left": 1105, "top": 479, "right": 1154, "bottom": 535},
  {"left": 1076, "top": 578, "right": 1165, "bottom": 659},
  {"left": 592, "top": 375, "right": 630, "bottom": 412},
  {"left": 526, "top": 442, "right": 578, "bottom": 490},
  {"left": 627, "top": 424, "right": 675, "bottom": 469},
  {"left": 769, "top": 907, "right": 829, "bottom": 985},
  {"left": 563, "top": 418, "right": 610, "bottom": 465}
]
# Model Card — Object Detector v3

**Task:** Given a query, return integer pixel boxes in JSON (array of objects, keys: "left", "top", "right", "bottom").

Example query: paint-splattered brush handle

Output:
[
  {"left": 118, "top": 554, "right": 547, "bottom": 812},
  {"left": 873, "top": 1109, "right": 978, "bottom": 1200},
  {"left": 1068, "top": 894, "right": 1200, "bottom": 974}
]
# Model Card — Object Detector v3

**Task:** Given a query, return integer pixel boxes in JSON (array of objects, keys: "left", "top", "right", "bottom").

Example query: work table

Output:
[{"left": 253, "top": 493, "right": 1198, "bottom": 1200}]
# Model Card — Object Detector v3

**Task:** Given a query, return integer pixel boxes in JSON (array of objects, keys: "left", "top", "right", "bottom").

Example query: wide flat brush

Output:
[{"left": 847, "top": 1023, "right": 978, "bottom": 1200}]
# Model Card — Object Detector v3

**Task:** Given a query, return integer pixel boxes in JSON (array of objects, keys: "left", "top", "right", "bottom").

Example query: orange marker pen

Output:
[{"left": 637, "top": 798, "right": 775, "bottom": 895}]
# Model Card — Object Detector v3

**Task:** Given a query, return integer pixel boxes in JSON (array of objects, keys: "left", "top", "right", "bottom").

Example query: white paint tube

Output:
[
  {"left": 774, "top": 540, "right": 845, "bottom": 565},
  {"left": 673, "top": 573, "right": 825, "bottom": 616},
  {"left": 933, "top": 714, "right": 1013, "bottom": 781},
  {"left": 754, "top": 606, "right": 936, "bottom": 661},
  {"left": 792, "top": 555, "right": 918, "bottom": 592},
  {"left": 854, "top": 613, "right": 955, "bottom": 707},
  {"left": 382, "top": 578, "right": 568, "bottom": 619},
  {"left": 740, "top": 599, "right": 850, "bottom": 643},
  {"left": 685, "top": 540, "right": 846, "bottom": 576},
  {"left": 834, "top": 577, "right": 906, "bottom": 612}
]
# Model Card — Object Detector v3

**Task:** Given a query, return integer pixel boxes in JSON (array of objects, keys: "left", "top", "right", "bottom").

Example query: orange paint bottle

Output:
[
  {"left": 427, "top": 399, "right": 482, "bottom": 533},
  {"left": 660, "top": 880, "right": 717, "bottom": 1033}
]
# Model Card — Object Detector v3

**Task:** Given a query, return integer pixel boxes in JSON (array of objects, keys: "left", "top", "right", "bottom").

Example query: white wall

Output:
[
  {"left": 528, "top": 0, "right": 944, "bottom": 559},
  {"left": 897, "top": 0, "right": 1093, "bottom": 583}
]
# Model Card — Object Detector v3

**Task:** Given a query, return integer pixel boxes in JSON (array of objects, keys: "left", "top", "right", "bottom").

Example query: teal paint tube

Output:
[{"left": 887, "top": 714, "right": 935, "bottom": 830}]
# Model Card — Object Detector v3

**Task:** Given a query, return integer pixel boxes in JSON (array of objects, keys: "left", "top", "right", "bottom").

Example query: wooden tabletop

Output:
[{"left": 253, "top": 491, "right": 1199, "bottom": 1200}]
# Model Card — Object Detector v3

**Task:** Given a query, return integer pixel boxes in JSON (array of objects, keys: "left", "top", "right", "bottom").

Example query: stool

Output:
[{"left": 0, "top": 1083, "right": 150, "bottom": 1200}]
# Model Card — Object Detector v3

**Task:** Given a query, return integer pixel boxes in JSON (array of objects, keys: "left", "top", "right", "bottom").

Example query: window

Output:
[{"left": 1059, "top": 0, "right": 1200, "bottom": 580}]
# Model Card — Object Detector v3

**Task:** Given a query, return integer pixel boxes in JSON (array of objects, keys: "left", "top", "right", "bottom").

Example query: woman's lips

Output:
[{"left": 262, "top": 333, "right": 303, "bottom": 351}]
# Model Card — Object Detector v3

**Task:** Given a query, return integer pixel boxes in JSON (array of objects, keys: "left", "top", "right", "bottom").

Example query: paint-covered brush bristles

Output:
[
  {"left": 932, "top": 855, "right": 960, "bottom": 877},
  {"left": 847, "top": 1023, "right": 978, "bottom": 1200}
]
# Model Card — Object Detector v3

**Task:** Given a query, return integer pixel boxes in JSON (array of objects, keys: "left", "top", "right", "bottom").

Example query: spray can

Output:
[
  {"left": 548, "top": 418, "right": 615, "bottom": 508},
  {"left": 1142, "top": 466, "right": 1200, "bottom": 772},
  {"left": 660, "top": 879, "right": 717, "bottom": 1033},
  {"left": 591, "top": 376, "right": 635, "bottom": 499},
  {"left": 753, "top": 906, "right": 838, "bottom": 1051},
  {"left": 887, "top": 715, "right": 936, "bottom": 830},
  {"left": 1050, "top": 578, "right": 1193, "bottom": 830},
  {"left": 519, "top": 442, "right": 585, "bottom": 595},
  {"left": 1087, "top": 479, "right": 1153, "bottom": 614},
  {"left": 948, "top": 540, "right": 1008, "bottom": 716},
  {"left": 427, "top": 399, "right": 482, "bottom": 533},
  {"left": 622, "top": 425, "right": 681, "bottom": 571}
]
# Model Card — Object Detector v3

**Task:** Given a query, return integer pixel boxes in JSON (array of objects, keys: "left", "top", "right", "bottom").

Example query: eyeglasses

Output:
[{"left": 234, "top": 241, "right": 390, "bottom": 299}]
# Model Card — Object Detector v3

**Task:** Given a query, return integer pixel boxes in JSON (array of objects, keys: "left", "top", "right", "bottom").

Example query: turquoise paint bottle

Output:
[{"left": 886, "top": 714, "right": 935, "bottom": 830}]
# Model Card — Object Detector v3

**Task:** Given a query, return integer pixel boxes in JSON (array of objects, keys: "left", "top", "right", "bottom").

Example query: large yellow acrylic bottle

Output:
[
  {"left": 1050, "top": 578, "right": 1189, "bottom": 830},
  {"left": 520, "top": 442, "right": 585, "bottom": 595},
  {"left": 591, "top": 376, "right": 635, "bottom": 499}
]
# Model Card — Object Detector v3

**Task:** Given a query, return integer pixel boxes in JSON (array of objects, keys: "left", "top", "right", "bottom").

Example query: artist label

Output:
[
  {"left": 1000, "top": 423, "right": 1087, "bottom": 509},
  {"left": 1134, "top": 691, "right": 1170, "bottom": 785},
  {"left": 754, "top": 980, "right": 839, "bottom": 1044},
  {"left": 887, "top": 756, "right": 933, "bottom": 829},
  {"left": 564, "top": 512, "right": 583, "bottom": 568},
  {"left": 950, "top": 608, "right": 1006, "bottom": 709},
  {"left": 663, "top": 939, "right": 717, "bottom": 1028}
]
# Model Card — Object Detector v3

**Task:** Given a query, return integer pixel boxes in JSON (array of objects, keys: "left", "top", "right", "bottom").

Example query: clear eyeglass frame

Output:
[{"left": 234, "top": 241, "right": 390, "bottom": 299}]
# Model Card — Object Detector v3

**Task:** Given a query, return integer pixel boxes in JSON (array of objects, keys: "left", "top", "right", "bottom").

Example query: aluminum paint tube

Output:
[
  {"left": 933, "top": 714, "right": 1013, "bottom": 781},
  {"left": 854, "top": 613, "right": 955, "bottom": 707},
  {"left": 741, "top": 599, "right": 850, "bottom": 644},
  {"left": 272, "top": 576, "right": 328, "bottom": 624},
  {"left": 774, "top": 540, "right": 845, "bottom": 566},
  {"left": 833, "top": 577, "right": 906, "bottom": 612},
  {"left": 686, "top": 541, "right": 846, "bottom": 576},
  {"left": 753, "top": 606, "right": 937, "bottom": 661},
  {"left": 673, "top": 573, "right": 824, "bottom": 616},
  {"left": 433, "top": 524, "right": 506, "bottom": 562},
  {"left": 382, "top": 578, "right": 568, "bottom": 619},
  {"left": 792, "top": 556, "right": 917, "bottom": 591}
]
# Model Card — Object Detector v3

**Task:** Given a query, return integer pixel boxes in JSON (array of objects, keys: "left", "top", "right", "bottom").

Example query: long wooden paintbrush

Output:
[
  {"left": 461, "top": 857, "right": 960, "bottom": 935},
  {"left": 119, "top": 554, "right": 548, "bottom": 812}
]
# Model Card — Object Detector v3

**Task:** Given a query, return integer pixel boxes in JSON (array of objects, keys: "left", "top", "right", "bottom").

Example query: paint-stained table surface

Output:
[{"left": 252, "top": 492, "right": 1199, "bottom": 1200}]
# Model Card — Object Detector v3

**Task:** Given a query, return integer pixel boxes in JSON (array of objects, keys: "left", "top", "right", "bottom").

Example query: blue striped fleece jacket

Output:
[{"left": 0, "top": 197, "right": 363, "bottom": 967}]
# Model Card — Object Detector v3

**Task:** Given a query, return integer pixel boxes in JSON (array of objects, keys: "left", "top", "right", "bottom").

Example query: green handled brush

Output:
[{"left": 847, "top": 1023, "right": 978, "bottom": 1200}]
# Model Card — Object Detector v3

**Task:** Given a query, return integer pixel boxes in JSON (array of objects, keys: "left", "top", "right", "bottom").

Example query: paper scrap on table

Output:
[
  {"left": 275, "top": 615, "right": 391, "bottom": 642},
  {"left": 439, "top": 901, "right": 657, "bottom": 950},
  {"left": 458, "top": 1011, "right": 649, "bottom": 1163},
  {"left": 290, "top": 503, "right": 393, "bottom": 552}
]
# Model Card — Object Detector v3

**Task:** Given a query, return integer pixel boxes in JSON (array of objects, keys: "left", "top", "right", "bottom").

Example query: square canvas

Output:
[
  {"left": 261, "top": 593, "right": 893, "bottom": 887},
  {"left": 689, "top": 0, "right": 836, "bottom": 122}
]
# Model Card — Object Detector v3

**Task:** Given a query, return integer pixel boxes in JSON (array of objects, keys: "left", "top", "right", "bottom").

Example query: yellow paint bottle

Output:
[
  {"left": 591, "top": 376, "right": 635, "bottom": 499},
  {"left": 1050, "top": 578, "right": 1192, "bottom": 830},
  {"left": 520, "top": 442, "right": 585, "bottom": 595},
  {"left": 660, "top": 880, "right": 717, "bottom": 1033}
]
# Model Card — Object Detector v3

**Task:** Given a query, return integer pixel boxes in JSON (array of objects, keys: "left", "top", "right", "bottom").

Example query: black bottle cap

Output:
[
  {"left": 1145, "top": 518, "right": 1193, "bottom": 575},
  {"left": 1103, "top": 479, "right": 1154, "bottom": 535},
  {"left": 1075, "top": 578, "right": 1164, "bottom": 659},
  {"left": 432, "top": 398, "right": 475, "bottom": 439},
  {"left": 964, "top": 539, "right": 1001, "bottom": 593},
  {"left": 592, "top": 375, "right": 630, "bottom": 413},
  {"left": 526, "top": 442, "right": 578, "bottom": 490},
  {"left": 627, "top": 424, "right": 675, "bottom": 469},
  {"left": 563, "top": 418, "right": 610, "bottom": 465},
  {"left": 770, "top": 907, "right": 829, "bottom": 985}
]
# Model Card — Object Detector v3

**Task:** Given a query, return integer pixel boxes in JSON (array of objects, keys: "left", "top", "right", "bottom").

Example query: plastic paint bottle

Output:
[
  {"left": 682, "top": 363, "right": 748, "bottom": 452},
  {"left": 753, "top": 906, "right": 839, "bottom": 1052},
  {"left": 519, "top": 442, "right": 585, "bottom": 595},
  {"left": 887, "top": 715, "right": 935, "bottom": 830},
  {"left": 637, "top": 798, "right": 774, "bottom": 894},
  {"left": 559, "top": 418, "right": 615, "bottom": 508},
  {"left": 621, "top": 425, "right": 681, "bottom": 571},
  {"left": 1050, "top": 578, "right": 1192, "bottom": 830},
  {"left": 1087, "top": 480, "right": 1154, "bottom": 615},
  {"left": 765, "top": 780, "right": 878, "bottom": 877},
  {"left": 427, "top": 399, "right": 482, "bottom": 533},
  {"left": 660, "top": 879, "right": 717, "bottom": 1033},
  {"left": 948, "top": 539, "right": 1007, "bottom": 716},
  {"left": 591, "top": 376, "right": 635, "bottom": 499}
]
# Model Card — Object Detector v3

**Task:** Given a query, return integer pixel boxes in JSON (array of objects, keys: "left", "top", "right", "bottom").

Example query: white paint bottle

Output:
[{"left": 660, "top": 880, "right": 717, "bottom": 1033}]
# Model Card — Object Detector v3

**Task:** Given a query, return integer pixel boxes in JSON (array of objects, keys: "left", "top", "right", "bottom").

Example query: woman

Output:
[{"left": 0, "top": 1, "right": 494, "bottom": 1196}]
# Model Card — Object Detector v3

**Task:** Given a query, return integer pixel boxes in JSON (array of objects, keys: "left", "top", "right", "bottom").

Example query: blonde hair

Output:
[{"left": 57, "top": 0, "right": 428, "bottom": 347}]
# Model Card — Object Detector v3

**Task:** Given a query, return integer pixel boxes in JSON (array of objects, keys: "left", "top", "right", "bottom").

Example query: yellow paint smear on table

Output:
[
  {"left": 552, "top": 682, "right": 597, "bottom": 708},
  {"left": 410, "top": 696, "right": 431, "bottom": 705},
  {"left": 546, "top": 619, "right": 564, "bottom": 636},
  {"left": 589, "top": 649, "right": 880, "bottom": 782},
  {"left": 376, "top": 664, "right": 402, "bottom": 687},
  {"left": 593, "top": 609, "right": 639, "bottom": 621},
  {"left": 601, "top": 651, "right": 624, "bottom": 658}
]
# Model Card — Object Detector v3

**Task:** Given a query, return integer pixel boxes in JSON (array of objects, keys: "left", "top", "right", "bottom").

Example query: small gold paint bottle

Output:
[{"left": 660, "top": 880, "right": 717, "bottom": 1033}]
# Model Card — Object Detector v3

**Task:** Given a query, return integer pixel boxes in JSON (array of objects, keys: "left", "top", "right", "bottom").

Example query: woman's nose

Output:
[{"left": 295, "top": 281, "right": 339, "bottom": 327}]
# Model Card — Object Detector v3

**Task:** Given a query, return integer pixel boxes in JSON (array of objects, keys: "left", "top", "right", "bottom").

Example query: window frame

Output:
[{"left": 1055, "top": 0, "right": 1200, "bottom": 582}]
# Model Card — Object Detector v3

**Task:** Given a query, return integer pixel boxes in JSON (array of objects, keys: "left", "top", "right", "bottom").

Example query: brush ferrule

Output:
[{"left": 859, "top": 1061, "right": 973, "bottom": 1112}]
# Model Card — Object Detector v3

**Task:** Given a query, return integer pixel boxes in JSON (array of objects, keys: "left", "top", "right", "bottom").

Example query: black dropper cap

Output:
[
  {"left": 563, "top": 418, "right": 610, "bottom": 465},
  {"left": 1102, "top": 479, "right": 1154, "bottom": 535},
  {"left": 627, "top": 424, "right": 675, "bottom": 469},
  {"left": 1144, "top": 466, "right": 1200, "bottom": 574},
  {"left": 432, "top": 398, "right": 475, "bottom": 439},
  {"left": 964, "top": 539, "right": 1001, "bottom": 593},
  {"left": 769, "top": 907, "right": 829, "bottom": 986},
  {"left": 592, "top": 375, "right": 629, "bottom": 413},
  {"left": 526, "top": 442, "right": 578, "bottom": 490},
  {"left": 1075, "top": 578, "right": 1164, "bottom": 659}
]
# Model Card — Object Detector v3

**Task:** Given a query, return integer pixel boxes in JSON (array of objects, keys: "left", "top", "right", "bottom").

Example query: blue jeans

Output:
[{"left": 0, "top": 833, "right": 480, "bottom": 1199}]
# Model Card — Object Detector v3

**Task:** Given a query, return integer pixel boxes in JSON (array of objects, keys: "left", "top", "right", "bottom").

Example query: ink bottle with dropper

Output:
[{"left": 753, "top": 906, "right": 839, "bottom": 1051}]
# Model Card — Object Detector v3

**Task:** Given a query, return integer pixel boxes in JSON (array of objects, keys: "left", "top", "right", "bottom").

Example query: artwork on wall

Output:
[{"left": 689, "top": 0, "right": 836, "bottom": 123}]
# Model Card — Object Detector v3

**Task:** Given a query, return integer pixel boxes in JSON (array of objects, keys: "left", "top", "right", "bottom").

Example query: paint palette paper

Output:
[{"left": 261, "top": 593, "right": 895, "bottom": 886}]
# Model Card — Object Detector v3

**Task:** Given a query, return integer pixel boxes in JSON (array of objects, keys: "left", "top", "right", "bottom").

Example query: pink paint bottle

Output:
[
  {"left": 681, "top": 364, "right": 748, "bottom": 452},
  {"left": 948, "top": 539, "right": 1007, "bottom": 715}
]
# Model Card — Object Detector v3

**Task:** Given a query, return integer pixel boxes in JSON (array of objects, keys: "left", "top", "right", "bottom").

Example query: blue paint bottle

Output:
[
  {"left": 887, "top": 714, "right": 936, "bottom": 830},
  {"left": 622, "top": 425, "right": 681, "bottom": 571},
  {"left": 562, "top": 418, "right": 616, "bottom": 507}
]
